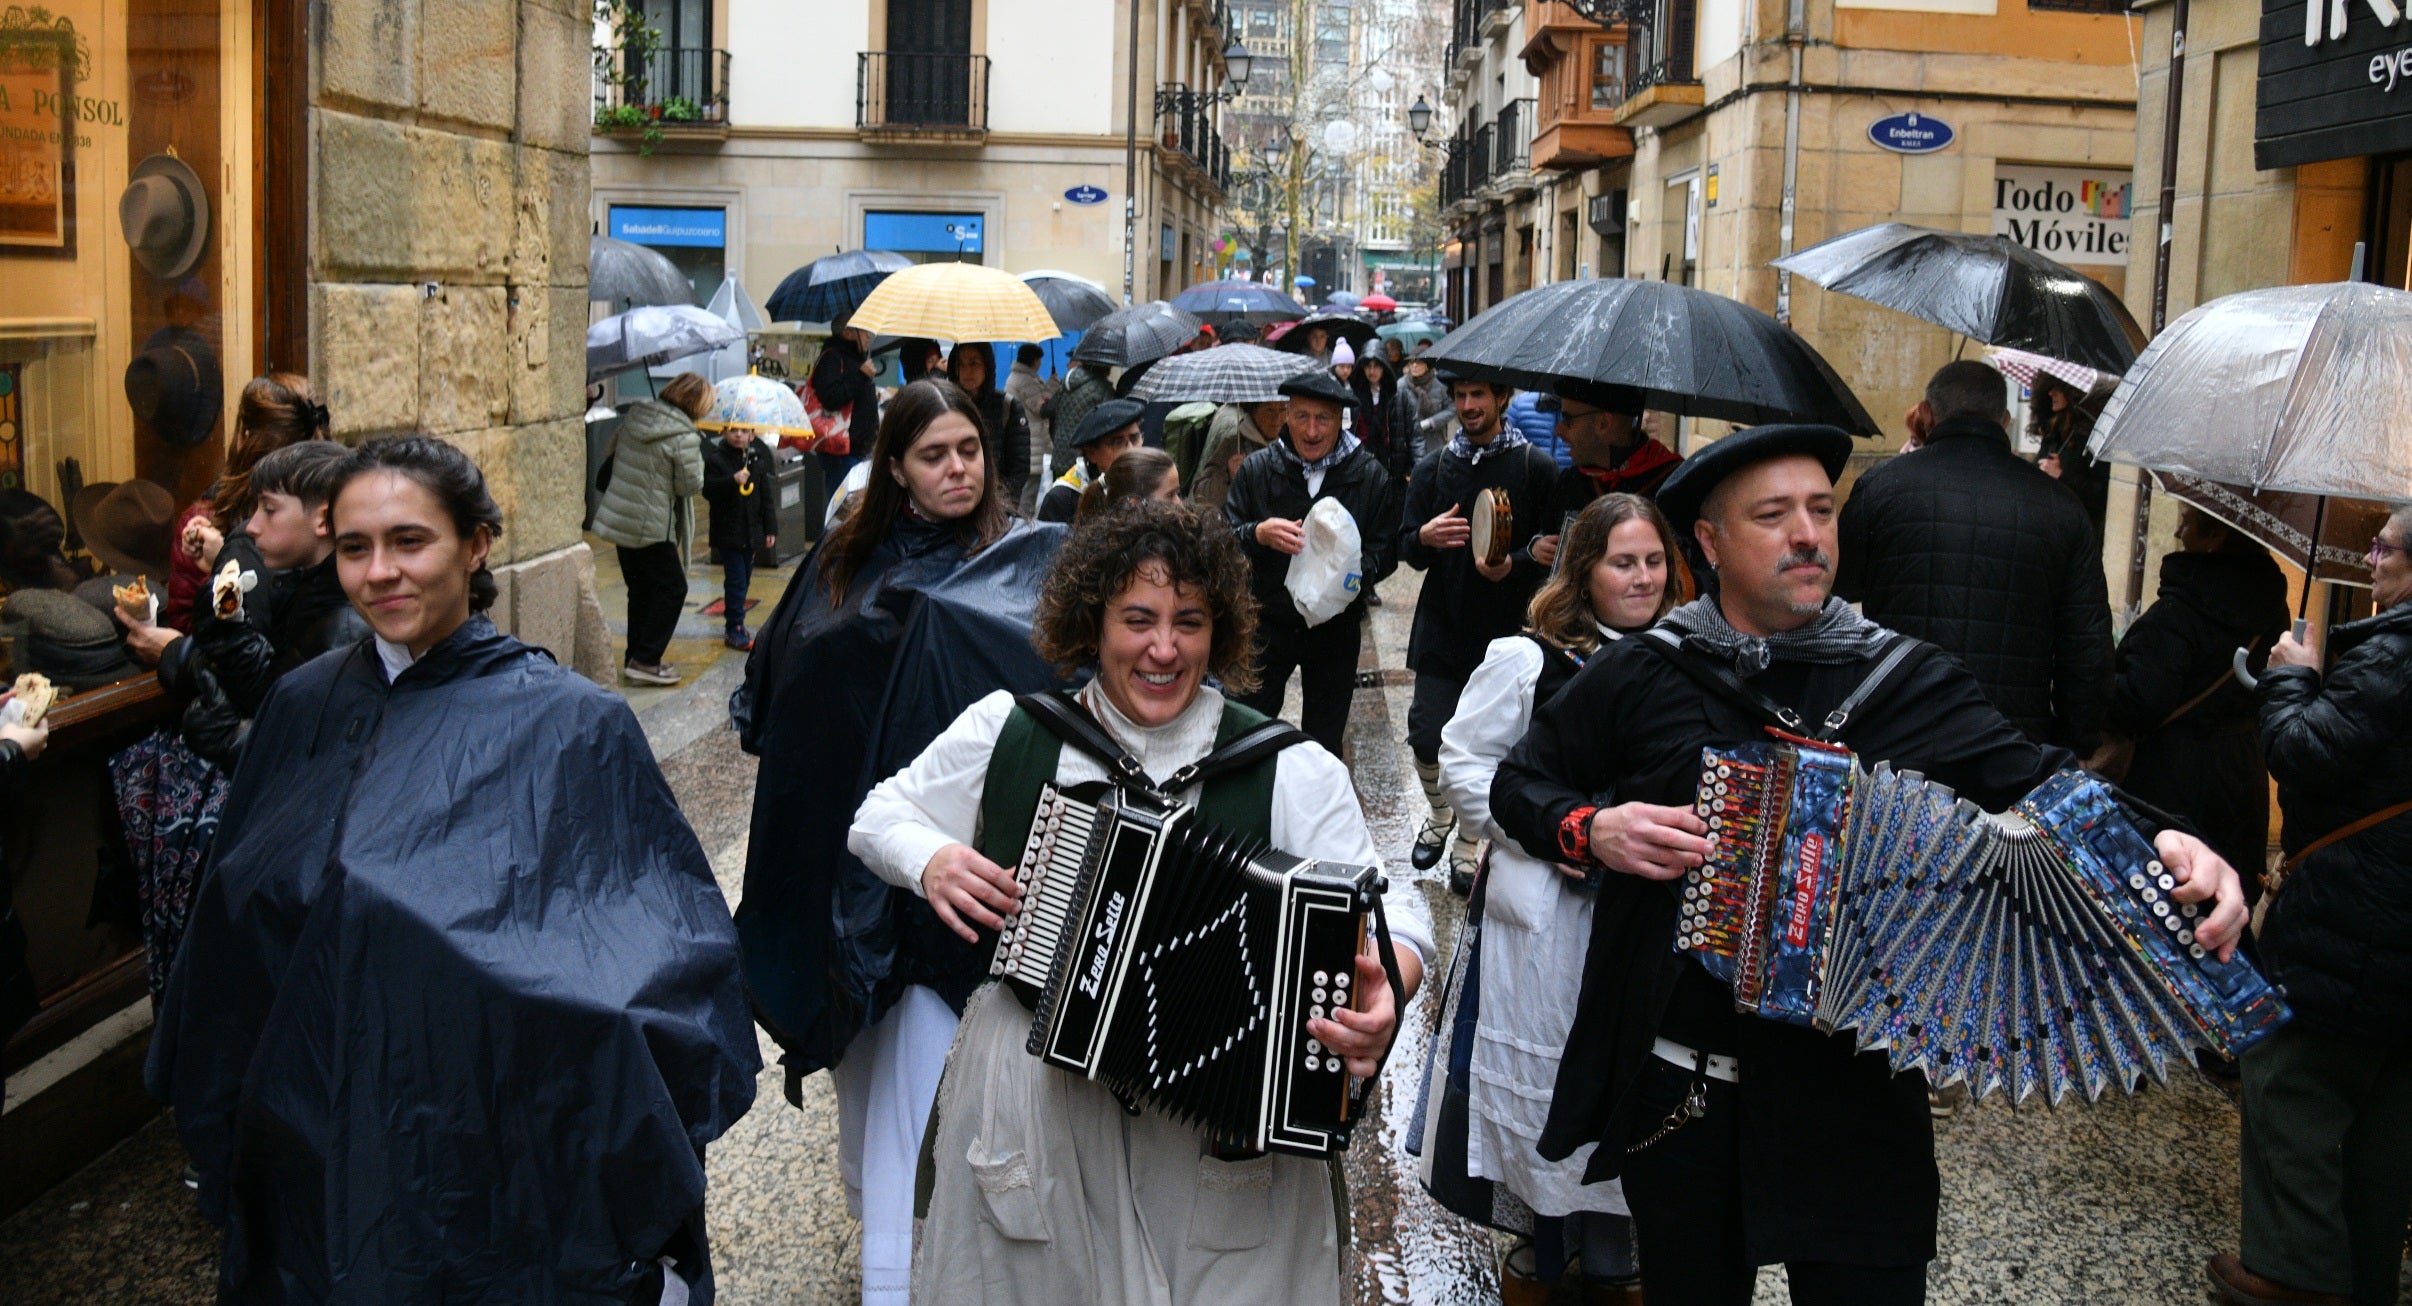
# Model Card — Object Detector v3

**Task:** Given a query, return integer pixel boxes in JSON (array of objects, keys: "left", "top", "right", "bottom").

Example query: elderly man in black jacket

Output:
[
  {"left": 1397, "top": 372, "right": 1562, "bottom": 885},
  {"left": 2208, "top": 505, "right": 2412, "bottom": 1306},
  {"left": 1836, "top": 361, "right": 2113, "bottom": 750},
  {"left": 1223, "top": 369, "right": 1401, "bottom": 754},
  {"left": 1491, "top": 424, "right": 2247, "bottom": 1306}
]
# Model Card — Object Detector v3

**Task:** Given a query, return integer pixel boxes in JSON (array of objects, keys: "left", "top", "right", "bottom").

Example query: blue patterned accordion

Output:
[{"left": 1677, "top": 738, "right": 2291, "bottom": 1104}]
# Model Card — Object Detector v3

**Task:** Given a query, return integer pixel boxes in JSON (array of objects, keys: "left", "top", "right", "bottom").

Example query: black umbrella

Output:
[
  {"left": 1271, "top": 312, "right": 1378, "bottom": 356},
  {"left": 1772, "top": 223, "right": 2145, "bottom": 375},
  {"left": 1019, "top": 270, "right": 1119, "bottom": 333},
  {"left": 1067, "top": 300, "right": 1204, "bottom": 368},
  {"left": 588, "top": 235, "right": 692, "bottom": 308},
  {"left": 1170, "top": 279, "right": 1309, "bottom": 327},
  {"left": 1423, "top": 279, "right": 1880, "bottom": 435},
  {"left": 765, "top": 249, "right": 912, "bottom": 324}
]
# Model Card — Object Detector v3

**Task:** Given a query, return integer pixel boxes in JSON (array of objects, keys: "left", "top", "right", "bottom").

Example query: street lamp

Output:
[
  {"left": 1407, "top": 95, "right": 1434, "bottom": 137},
  {"left": 1223, "top": 39, "right": 1253, "bottom": 94}
]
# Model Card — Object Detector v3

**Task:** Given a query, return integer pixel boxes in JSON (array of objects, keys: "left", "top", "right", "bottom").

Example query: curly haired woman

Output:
[{"left": 849, "top": 500, "right": 1431, "bottom": 1304}]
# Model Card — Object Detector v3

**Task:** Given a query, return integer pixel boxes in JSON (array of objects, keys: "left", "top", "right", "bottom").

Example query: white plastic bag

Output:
[{"left": 1284, "top": 497, "right": 1363, "bottom": 627}]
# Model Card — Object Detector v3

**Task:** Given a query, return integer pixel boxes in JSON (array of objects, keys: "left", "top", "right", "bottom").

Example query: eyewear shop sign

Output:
[
  {"left": 1991, "top": 166, "right": 2133, "bottom": 266},
  {"left": 2256, "top": 0, "right": 2412, "bottom": 169}
]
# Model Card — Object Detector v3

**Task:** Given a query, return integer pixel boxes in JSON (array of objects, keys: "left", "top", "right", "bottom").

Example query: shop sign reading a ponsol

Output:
[
  {"left": 2257, "top": 0, "right": 2412, "bottom": 168},
  {"left": 1991, "top": 165, "right": 2133, "bottom": 266}
]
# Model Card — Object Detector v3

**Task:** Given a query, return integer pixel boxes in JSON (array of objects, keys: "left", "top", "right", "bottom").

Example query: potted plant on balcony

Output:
[{"left": 662, "top": 96, "right": 702, "bottom": 124}]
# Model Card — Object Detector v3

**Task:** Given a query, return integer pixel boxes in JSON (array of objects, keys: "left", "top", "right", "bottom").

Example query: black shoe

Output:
[
  {"left": 1450, "top": 864, "right": 1476, "bottom": 896},
  {"left": 1365, "top": 590, "right": 1384, "bottom": 608},
  {"left": 1412, "top": 817, "right": 1452, "bottom": 870}
]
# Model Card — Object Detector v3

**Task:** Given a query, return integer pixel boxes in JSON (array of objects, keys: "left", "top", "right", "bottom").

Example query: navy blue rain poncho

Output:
[
  {"left": 733, "top": 513, "right": 1065, "bottom": 1085},
  {"left": 149, "top": 616, "right": 760, "bottom": 1304}
]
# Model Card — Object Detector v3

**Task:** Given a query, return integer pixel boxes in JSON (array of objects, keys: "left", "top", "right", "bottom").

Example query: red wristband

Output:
[{"left": 1558, "top": 805, "right": 1599, "bottom": 864}]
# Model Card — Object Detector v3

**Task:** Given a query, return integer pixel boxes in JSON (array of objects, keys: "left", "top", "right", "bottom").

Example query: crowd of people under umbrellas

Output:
[{"left": 2, "top": 251, "right": 2406, "bottom": 1306}]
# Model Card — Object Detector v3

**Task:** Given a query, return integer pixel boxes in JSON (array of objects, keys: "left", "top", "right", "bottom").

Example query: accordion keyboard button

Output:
[
  {"left": 1313, "top": 970, "right": 1328, "bottom": 986},
  {"left": 2189, "top": 944, "right": 2208, "bottom": 959},
  {"left": 1306, "top": 1039, "right": 1322, "bottom": 1055},
  {"left": 1333, "top": 974, "right": 1348, "bottom": 991},
  {"left": 2129, "top": 873, "right": 2149, "bottom": 891},
  {"left": 1313, "top": 988, "right": 1327, "bottom": 1003}
]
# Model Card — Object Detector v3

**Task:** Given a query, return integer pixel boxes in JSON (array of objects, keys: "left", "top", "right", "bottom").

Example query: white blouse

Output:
[{"left": 850, "top": 684, "right": 1433, "bottom": 969}]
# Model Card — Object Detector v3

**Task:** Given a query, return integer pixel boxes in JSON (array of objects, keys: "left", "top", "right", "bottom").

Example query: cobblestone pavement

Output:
[{"left": 9, "top": 564, "right": 2389, "bottom": 1305}]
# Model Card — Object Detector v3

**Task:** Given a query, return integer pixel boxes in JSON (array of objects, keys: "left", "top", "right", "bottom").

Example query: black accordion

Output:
[
  {"left": 1678, "top": 738, "right": 2291, "bottom": 1104},
  {"left": 990, "top": 781, "right": 1384, "bottom": 1158}
]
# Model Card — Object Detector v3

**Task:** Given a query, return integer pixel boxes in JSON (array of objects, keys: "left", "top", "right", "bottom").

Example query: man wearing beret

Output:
[
  {"left": 1397, "top": 371, "right": 1562, "bottom": 888},
  {"left": 1222, "top": 369, "right": 1401, "bottom": 754},
  {"left": 1489, "top": 424, "right": 2250, "bottom": 1306},
  {"left": 1037, "top": 398, "right": 1146, "bottom": 524}
]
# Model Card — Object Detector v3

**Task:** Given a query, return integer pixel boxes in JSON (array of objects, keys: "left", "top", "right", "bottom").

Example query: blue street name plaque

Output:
[
  {"left": 1868, "top": 112, "right": 1954, "bottom": 155},
  {"left": 1064, "top": 185, "right": 1110, "bottom": 205}
]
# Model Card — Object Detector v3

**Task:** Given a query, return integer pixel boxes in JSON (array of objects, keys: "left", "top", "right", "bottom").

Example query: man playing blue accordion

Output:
[{"left": 1490, "top": 424, "right": 2249, "bottom": 1306}]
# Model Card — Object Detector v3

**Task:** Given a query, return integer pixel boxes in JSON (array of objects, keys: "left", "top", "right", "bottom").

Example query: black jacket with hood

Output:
[
  {"left": 701, "top": 435, "right": 779, "bottom": 554},
  {"left": 1836, "top": 415, "right": 2114, "bottom": 749},
  {"left": 2255, "top": 598, "right": 2412, "bottom": 1044},
  {"left": 157, "top": 552, "right": 372, "bottom": 769},
  {"left": 2107, "top": 546, "right": 2289, "bottom": 878}
]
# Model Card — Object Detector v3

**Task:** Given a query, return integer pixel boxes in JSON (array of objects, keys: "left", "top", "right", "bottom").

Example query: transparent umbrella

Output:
[
  {"left": 589, "top": 235, "right": 692, "bottom": 308},
  {"left": 586, "top": 305, "right": 745, "bottom": 382},
  {"left": 2087, "top": 281, "right": 2412, "bottom": 500}
]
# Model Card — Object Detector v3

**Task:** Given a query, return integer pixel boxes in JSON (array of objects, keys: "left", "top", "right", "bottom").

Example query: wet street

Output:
[{"left": 0, "top": 564, "right": 2343, "bottom": 1305}]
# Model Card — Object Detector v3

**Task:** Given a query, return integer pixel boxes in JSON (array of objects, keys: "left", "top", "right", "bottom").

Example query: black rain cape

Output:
[
  {"left": 148, "top": 616, "right": 759, "bottom": 1304},
  {"left": 732, "top": 514, "right": 1066, "bottom": 1084}
]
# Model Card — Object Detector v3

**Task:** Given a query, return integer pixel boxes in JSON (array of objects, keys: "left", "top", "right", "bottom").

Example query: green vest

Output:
[{"left": 976, "top": 696, "right": 1282, "bottom": 868}]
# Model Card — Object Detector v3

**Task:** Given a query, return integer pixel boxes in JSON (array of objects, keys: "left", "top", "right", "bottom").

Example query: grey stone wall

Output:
[{"left": 313, "top": 0, "right": 612, "bottom": 681}]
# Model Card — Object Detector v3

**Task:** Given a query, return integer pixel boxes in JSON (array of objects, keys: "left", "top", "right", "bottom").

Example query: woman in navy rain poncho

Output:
[
  {"left": 150, "top": 437, "right": 758, "bottom": 1305},
  {"left": 733, "top": 378, "right": 1065, "bottom": 1306}
]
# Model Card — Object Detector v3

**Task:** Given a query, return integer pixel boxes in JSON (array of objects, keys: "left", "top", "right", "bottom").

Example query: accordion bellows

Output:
[
  {"left": 1678, "top": 739, "right": 2291, "bottom": 1105},
  {"left": 990, "top": 782, "right": 1381, "bottom": 1158}
]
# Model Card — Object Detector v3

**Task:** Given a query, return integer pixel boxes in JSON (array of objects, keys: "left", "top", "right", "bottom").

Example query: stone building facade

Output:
[{"left": 311, "top": 0, "right": 611, "bottom": 677}]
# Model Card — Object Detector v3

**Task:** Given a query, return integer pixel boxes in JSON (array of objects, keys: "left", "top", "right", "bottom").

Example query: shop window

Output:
[
  {"left": 865, "top": 209, "right": 984, "bottom": 264},
  {"left": 607, "top": 205, "right": 724, "bottom": 303},
  {"left": 4, "top": 0, "right": 258, "bottom": 516}
]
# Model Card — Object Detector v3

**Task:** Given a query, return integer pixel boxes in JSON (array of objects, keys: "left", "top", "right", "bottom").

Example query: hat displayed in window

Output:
[
  {"left": 118, "top": 153, "right": 212, "bottom": 281},
  {"left": 69, "top": 479, "right": 178, "bottom": 581},
  {"left": 124, "top": 328, "right": 224, "bottom": 448}
]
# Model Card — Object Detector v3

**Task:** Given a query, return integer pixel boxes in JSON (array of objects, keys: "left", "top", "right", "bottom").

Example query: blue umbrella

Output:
[
  {"left": 1170, "top": 279, "right": 1308, "bottom": 328},
  {"left": 766, "top": 249, "right": 912, "bottom": 324},
  {"left": 1324, "top": 290, "right": 1361, "bottom": 309}
]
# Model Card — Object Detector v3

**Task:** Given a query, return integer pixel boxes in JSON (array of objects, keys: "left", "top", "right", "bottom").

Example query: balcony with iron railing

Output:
[
  {"left": 593, "top": 46, "right": 732, "bottom": 143},
  {"left": 857, "top": 51, "right": 992, "bottom": 139},
  {"left": 1489, "top": 96, "right": 1534, "bottom": 187},
  {"left": 1157, "top": 86, "right": 1234, "bottom": 196},
  {"left": 1615, "top": 0, "right": 1705, "bottom": 128}
]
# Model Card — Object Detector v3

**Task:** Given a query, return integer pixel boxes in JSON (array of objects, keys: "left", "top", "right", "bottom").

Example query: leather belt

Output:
[{"left": 1653, "top": 1036, "right": 1741, "bottom": 1083}]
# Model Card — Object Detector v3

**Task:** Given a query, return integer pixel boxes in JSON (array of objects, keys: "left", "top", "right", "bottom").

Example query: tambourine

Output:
[{"left": 1471, "top": 487, "right": 1513, "bottom": 567}]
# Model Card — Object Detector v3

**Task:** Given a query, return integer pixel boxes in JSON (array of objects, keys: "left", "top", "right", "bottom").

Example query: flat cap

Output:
[
  {"left": 1655, "top": 423, "right": 1854, "bottom": 534},
  {"left": 1071, "top": 398, "right": 1147, "bottom": 448},
  {"left": 1276, "top": 368, "right": 1355, "bottom": 408}
]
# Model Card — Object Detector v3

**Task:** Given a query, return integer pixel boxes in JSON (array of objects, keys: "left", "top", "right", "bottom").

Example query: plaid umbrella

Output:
[
  {"left": 1124, "top": 344, "right": 1319, "bottom": 404},
  {"left": 765, "top": 249, "right": 912, "bottom": 324},
  {"left": 850, "top": 262, "right": 1060, "bottom": 342},
  {"left": 1984, "top": 345, "right": 2110, "bottom": 396}
]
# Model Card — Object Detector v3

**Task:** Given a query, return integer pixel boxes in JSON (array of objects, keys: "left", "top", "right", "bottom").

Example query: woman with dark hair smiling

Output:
[
  {"left": 849, "top": 500, "right": 1430, "bottom": 1303},
  {"left": 149, "top": 436, "right": 757, "bottom": 1305},
  {"left": 735, "top": 377, "right": 1064, "bottom": 1306},
  {"left": 1420, "top": 493, "right": 1688, "bottom": 1303}
]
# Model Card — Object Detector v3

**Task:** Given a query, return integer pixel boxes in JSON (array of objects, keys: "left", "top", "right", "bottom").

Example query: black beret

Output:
[
  {"left": 1071, "top": 398, "right": 1146, "bottom": 448},
  {"left": 1276, "top": 369, "right": 1355, "bottom": 408},
  {"left": 1656, "top": 423, "right": 1854, "bottom": 534}
]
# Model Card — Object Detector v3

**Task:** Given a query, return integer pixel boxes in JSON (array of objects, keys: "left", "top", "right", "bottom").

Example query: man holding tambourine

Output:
[{"left": 1396, "top": 369, "right": 1564, "bottom": 893}]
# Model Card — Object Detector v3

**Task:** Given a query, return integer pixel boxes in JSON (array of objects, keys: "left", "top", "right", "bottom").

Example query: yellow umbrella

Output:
[{"left": 846, "top": 262, "right": 1062, "bottom": 342}]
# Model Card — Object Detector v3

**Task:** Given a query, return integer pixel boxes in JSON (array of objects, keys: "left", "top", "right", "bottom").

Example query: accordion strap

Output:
[
  {"left": 1638, "top": 628, "right": 1919, "bottom": 742},
  {"left": 1012, "top": 689, "right": 1313, "bottom": 798}
]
